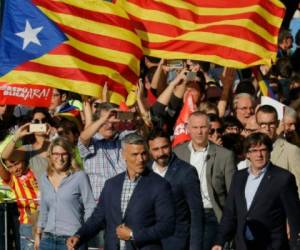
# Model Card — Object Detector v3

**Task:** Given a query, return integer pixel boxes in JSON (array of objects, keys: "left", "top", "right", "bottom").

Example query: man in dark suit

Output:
[
  {"left": 67, "top": 133, "right": 175, "bottom": 250},
  {"left": 173, "top": 111, "right": 235, "bottom": 250},
  {"left": 147, "top": 129, "right": 203, "bottom": 250},
  {"left": 213, "top": 132, "right": 300, "bottom": 250}
]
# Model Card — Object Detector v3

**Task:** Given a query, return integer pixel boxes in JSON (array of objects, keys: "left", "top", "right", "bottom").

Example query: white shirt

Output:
[
  {"left": 152, "top": 162, "right": 168, "bottom": 178},
  {"left": 188, "top": 142, "right": 212, "bottom": 208}
]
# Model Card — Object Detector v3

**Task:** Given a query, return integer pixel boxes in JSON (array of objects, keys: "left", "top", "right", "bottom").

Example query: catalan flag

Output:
[
  {"left": 118, "top": 0, "right": 285, "bottom": 68},
  {"left": 0, "top": 0, "right": 142, "bottom": 103}
]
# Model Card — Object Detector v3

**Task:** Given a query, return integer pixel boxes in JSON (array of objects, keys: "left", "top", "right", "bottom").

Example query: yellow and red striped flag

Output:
[
  {"left": 0, "top": 0, "right": 142, "bottom": 104},
  {"left": 118, "top": 0, "right": 285, "bottom": 68}
]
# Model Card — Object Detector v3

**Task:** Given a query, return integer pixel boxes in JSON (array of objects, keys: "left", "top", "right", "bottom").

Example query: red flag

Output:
[{"left": 172, "top": 92, "right": 196, "bottom": 147}]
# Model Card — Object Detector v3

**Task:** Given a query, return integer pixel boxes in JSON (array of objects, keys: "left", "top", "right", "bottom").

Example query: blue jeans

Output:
[
  {"left": 203, "top": 209, "right": 219, "bottom": 250},
  {"left": 19, "top": 224, "right": 34, "bottom": 250},
  {"left": 39, "top": 233, "right": 86, "bottom": 250}
]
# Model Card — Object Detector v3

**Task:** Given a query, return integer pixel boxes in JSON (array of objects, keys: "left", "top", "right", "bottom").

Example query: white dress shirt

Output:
[
  {"left": 188, "top": 142, "right": 212, "bottom": 208},
  {"left": 152, "top": 162, "right": 168, "bottom": 178}
]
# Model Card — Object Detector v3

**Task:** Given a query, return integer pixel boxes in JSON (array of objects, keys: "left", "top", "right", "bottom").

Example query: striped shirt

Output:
[{"left": 6, "top": 169, "right": 39, "bottom": 224}]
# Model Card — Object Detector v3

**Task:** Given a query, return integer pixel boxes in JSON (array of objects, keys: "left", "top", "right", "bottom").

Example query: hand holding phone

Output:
[{"left": 29, "top": 124, "right": 47, "bottom": 133}]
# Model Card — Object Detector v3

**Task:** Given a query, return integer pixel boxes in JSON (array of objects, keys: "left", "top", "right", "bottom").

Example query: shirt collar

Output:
[
  {"left": 248, "top": 162, "right": 269, "bottom": 177},
  {"left": 152, "top": 161, "right": 168, "bottom": 174},
  {"left": 125, "top": 171, "right": 141, "bottom": 183},
  {"left": 188, "top": 141, "right": 209, "bottom": 153}
]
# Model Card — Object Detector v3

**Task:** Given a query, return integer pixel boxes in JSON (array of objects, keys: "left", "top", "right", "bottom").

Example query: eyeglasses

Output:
[
  {"left": 52, "top": 93, "right": 61, "bottom": 98},
  {"left": 258, "top": 122, "right": 277, "bottom": 129},
  {"left": 236, "top": 106, "right": 254, "bottom": 112},
  {"left": 51, "top": 152, "right": 69, "bottom": 157},
  {"left": 32, "top": 118, "right": 47, "bottom": 124},
  {"left": 248, "top": 148, "right": 268, "bottom": 154},
  {"left": 209, "top": 128, "right": 223, "bottom": 135}
]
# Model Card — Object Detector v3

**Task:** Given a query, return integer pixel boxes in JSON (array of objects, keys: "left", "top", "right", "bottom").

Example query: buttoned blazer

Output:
[
  {"left": 76, "top": 169, "right": 175, "bottom": 250},
  {"left": 271, "top": 138, "right": 300, "bottom": 197},
  {"left": 148, "top": 154, "right": 204, "bottom": 250},
  {"left": 173, "top": 141, "right": 236, "bottom": 221},
  {"left": 215, "top": 163, "right": 300, "bottom": 250}
]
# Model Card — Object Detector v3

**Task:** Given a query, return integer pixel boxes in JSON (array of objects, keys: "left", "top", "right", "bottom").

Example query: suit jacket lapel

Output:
[
  {"left": 164, "top": 155, "right": 177, "bottom": 182},
  {"left": 182, "top": 143, "right": 191, "bottom": 163},
  {"left": 248, "top": 165, "right": 273, "bottom": 214},
  {"left": 113, "top": 173, "right": 125, "bottom": 223},
  {"left": 206, "top": 143, "right": 216, "bottom": 199},
  {"left": 123, "top": 171, "right": 148, "bottom": 221},
  {"left": 238, "top": 170, "right": 249, "bottom": 214}
]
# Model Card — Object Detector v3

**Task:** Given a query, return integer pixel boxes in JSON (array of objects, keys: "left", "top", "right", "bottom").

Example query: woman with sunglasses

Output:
[
  {"left": 0, "top": 153, "right": 39, "bottom": 250},
  {"left": 34, "top": 137, "right": 95, "bottom": 250},
  {"left": 2, "top": 108, "right": 53, "bottom": 184}
]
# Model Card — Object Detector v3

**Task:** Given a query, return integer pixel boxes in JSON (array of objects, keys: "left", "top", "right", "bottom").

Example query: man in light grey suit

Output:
[
  {"left": 174, "top": 111, "right": 236, "bottom": 250},
  {"left": 256, "top": 105, "right": 300, "bottom": 197}
]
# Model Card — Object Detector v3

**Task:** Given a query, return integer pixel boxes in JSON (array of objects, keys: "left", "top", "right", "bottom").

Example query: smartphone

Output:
[
  {"left": 29, "top": 124, "right": 47, "bottom": 133},
  {"left": 116, "top": 111, "right": 135, "bottom": 121},
  {"left": 166, "top": 59, "right": 184, "bottom": 69},
  {"left": 186, "top": 71, "right": 197, "bottom": 81}
]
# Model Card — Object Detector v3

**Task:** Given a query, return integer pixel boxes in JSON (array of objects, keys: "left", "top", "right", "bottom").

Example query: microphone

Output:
[{"left": 206, "top": 154, "right": 210, "bottom": 161}]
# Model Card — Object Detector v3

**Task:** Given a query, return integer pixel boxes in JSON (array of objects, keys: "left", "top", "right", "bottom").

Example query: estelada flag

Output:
[
  {"left": 0, "top": 0, "right": 142, "bottom": 104},
  {"left": 252, "top": 67, "right": 275, "bottom": 99},
  {"left": 172, "top": 91, "right": 196, "bottom": 148},
  {"left": 118, "top": 0, "right": 285, "bottom": 68}
]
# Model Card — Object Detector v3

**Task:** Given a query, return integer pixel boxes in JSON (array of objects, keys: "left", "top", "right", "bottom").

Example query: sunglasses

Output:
[
  {"left": 32, "top": 118, "right": 47, "bottom": 124},
  {"left": 209, "top": 128, "right": 223, "bottom": 135}
]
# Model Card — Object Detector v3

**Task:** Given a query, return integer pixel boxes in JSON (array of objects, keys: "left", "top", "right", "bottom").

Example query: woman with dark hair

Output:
[
  {"left": 2, "top": 108, "right": 53, "bottom": 183},
  {"left": 35, "top": 137, "right": 95, "bottom": 250}
]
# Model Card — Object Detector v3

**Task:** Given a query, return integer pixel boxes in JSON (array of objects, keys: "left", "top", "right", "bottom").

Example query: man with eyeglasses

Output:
[
  {"left": 212, "top": 132, "right": 300, "bottom": 250},
  {"left": 174, "top": 111, "right": 235, "bottom": 250},
  {"left": 233, "top": 93, "right": 255, "bottom": 127},
  {"left": 256, "top": 105, "right": 300, "bottom": 197}
]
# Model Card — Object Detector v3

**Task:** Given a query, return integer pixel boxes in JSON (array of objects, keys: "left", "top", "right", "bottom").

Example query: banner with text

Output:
[{"left": 0, "top": 83, "right": 53, "bottom": 107}]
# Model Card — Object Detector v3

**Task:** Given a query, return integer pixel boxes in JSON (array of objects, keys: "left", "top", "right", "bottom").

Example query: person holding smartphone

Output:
[{"left": 1, "top": 108, "right": 53, "bottom": 184}]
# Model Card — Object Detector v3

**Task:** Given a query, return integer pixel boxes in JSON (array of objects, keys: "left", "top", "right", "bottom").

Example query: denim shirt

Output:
[{"left": 38, "top": 171, "right": 96, "bottom": 236}]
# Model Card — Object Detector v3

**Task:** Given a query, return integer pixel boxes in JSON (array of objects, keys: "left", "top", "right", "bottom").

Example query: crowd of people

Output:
[{"left": 1, "top": 2, "right": 300, "bottom": 250}]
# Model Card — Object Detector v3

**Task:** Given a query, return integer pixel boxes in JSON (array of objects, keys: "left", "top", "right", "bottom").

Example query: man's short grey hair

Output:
[
  {"left": 121, "top": 132, "right": 146, "bottom": 148},
  {"left": 284, "top": 107, "right": 297, "bottom": 120},
  {"left": 188, "top": 111, "right": 210, "bottom": 126},
  {"left": 233, "top": 93, "right": 255, "bottom": 110}
]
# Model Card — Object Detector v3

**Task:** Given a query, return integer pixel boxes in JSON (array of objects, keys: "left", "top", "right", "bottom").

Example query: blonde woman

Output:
[{"left": 35, "top": 137, "right": 95, "bottom": 250}]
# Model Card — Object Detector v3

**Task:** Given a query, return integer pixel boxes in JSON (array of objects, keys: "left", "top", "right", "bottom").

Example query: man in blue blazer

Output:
[
  {"left": 67, "top": 133, "right": 175, "bottom": 250},
  {"left": 147, "top": 129, "right": 203, "bottom": 250},
  {"left": 212, "top": 133, "right": 300, "bottom": 250}
]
